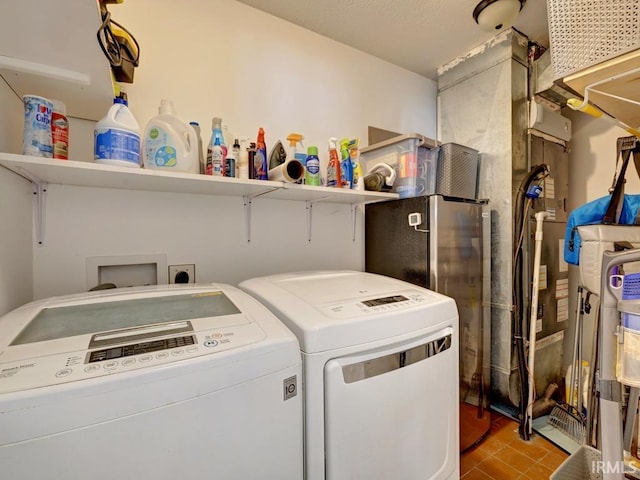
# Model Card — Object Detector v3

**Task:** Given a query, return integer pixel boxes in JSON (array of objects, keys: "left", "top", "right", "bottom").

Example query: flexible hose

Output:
[{"left": 513, "top": 163, "right": 549, "bottom": 440}]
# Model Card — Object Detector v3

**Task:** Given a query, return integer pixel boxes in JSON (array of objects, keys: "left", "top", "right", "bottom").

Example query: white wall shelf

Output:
[{"left": 0, "top": 153, "right": 398, "bottom": 244}]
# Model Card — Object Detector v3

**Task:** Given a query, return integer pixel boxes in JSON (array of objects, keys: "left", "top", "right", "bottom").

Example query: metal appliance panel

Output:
[
  {"left": 365, "top": 195, "right": 490, "bottom": 452},
  {"left": 527, "top": 134, "right": 570, "bottom": 394},
  {"left": 365, "top": 196, "right": 429, "bottom": 288},
  {"left": 438, "top": 29, "right": 532, "bottom": 406},
  {"left": 527, "top": 220, "right": 568, "bottom": 393}
]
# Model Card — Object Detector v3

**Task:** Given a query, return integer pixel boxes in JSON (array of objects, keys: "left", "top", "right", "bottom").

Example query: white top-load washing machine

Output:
[
  {"left": 240, "top": 270, "right": 460, "bottom": 480},
  {"left": 0, "top": 284, "right": 303, "bottom": 480}
]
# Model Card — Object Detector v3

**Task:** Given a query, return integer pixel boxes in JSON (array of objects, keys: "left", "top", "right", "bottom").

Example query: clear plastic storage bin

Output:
[{"left": 360, "top": 133, "right": 437, "bottom": 199}]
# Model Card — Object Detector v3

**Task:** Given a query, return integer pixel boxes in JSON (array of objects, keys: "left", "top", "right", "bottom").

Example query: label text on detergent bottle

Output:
[
  {"left": 145, "top": 127, "right": 177, "bottom": 167},
  {"left": 95, "top": 128, "right": 141, "bottom": 164}
]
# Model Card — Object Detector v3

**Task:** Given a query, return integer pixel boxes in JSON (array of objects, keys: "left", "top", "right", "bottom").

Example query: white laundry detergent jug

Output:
[{"left": 142, "top": 99, "right": 199, "bottom": 173}]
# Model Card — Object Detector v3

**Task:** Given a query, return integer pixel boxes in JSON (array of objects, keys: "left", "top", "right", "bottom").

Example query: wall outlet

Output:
[{"left": 168, "top": 264, "right": 195, "bottom": 284}]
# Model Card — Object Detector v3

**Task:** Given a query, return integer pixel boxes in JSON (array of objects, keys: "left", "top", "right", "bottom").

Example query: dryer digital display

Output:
[{"left": 361, "top": 295, "right": 409, "bottom": 307}]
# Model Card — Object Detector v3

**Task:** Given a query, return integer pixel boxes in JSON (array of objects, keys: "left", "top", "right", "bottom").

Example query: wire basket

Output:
[
  {"left": 550, "top": 445, "right": 602, "bottom": 480},
  {"left": 547, "top": 0, "right": 640, "bottom": 80},
  {"left": 623, "top": 273, "right": 640, "bottom": 299},
  {"left": 623, "top": 273, "right": 640, "bottom": 330}
]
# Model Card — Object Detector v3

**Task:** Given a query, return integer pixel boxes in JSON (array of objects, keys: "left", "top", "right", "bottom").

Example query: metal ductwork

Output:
[
  {"left": 531, "top": 49, "right": 577, "bottom": 108},
  {"left": 437, "top": 29, "right": 569, "bottom": 414}
]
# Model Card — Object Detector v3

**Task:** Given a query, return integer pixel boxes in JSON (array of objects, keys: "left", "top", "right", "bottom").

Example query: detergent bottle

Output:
[
  {"left": 326, "top": 137, "right": 341, "bottom": 188},
  {"left": 141, "top": 99, "right": 198, "bottom": 173},
  {"left": 255, "top": 127, "right": 268, "bottom": 180},
  {"left": 269, "top": 133, "right": 306, "bottom": 182},
  {"left": 94, "top": 93, "right": 141, "bottom": 168}
]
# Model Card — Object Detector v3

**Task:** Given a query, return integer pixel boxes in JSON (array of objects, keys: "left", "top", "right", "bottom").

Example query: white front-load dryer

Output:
[
  {"left": 0, "top": 284, "right": 303, "bottom": 480},
  {"left": 240, "top": 270, "right": 460, "bottom": 480}
]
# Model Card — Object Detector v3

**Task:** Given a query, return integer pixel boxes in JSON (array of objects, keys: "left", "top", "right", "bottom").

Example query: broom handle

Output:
[{"left": 569, "top": 287, "right": 582, "bottom": 409}]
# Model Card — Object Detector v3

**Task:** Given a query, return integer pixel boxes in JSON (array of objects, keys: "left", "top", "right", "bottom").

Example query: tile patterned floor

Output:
[{"left": 461, "top": 412, "right": 569, "bottom": 479}]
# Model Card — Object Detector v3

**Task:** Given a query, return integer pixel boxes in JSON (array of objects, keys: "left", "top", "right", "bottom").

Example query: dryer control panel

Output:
[{"left": 319, "top": 290, "right": 435, "bottom": 319}]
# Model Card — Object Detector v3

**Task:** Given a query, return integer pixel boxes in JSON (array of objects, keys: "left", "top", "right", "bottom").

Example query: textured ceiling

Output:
[{"left": 235, "top": 0, "right": 549, "bottom": 79}]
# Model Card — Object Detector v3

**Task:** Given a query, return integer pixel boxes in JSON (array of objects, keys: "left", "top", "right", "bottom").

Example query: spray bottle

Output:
[
  {"left": 206, "top": 117, "right": 226, "bottom": 176},
  {"left": 349, "top": 138, "right": 364, "bottom": 190},
  {"left": 269, "top": 133, "right": 306, "bottom": 182},
  {"left": 326, "top": 137, "right": 341, "bottom": 188},
  {"left": 339, "top": 137, "right": 353, "bottom": 188},
  {"left": 210, "top": 136, "right": 224, "bottom": 176},
  {"left": 305, "top": 146, "right": 320, "bottom": 186},
  {"left": 255, "top": 127, "right": 268, "bottom": 180},
  {"left": 289, "top": 133, "right": 307, "bottom": 172}
]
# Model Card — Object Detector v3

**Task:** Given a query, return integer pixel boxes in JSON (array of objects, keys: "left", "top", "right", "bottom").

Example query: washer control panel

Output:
[{"left": 0, "top": 322, "right": 265, "bottom": 394}]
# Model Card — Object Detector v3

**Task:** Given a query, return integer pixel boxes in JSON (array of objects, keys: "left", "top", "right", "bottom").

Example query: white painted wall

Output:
[
  {"left": 0, "top": 79, "right": 33, "bottom": 315},
  {"left": 70, "top": 0, "right": 437, "bottom": 160},
  {"left": 566, "top": 110, "right": 640, "bottom": 211},
  {"left": 2, "top": 0, "right": 436, "bottom": 302},
  {"left": 564, "top": 110, "right": 640, "bottom": 374}
]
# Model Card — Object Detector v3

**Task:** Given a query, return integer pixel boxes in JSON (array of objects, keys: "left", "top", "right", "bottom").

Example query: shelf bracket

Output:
[
  {"left": 242, "top": 187, "right": 280, "bottom": 243},
  {"left": 243, "top": 195, "right": 253, "bottom": 243},
  {"left": 305, "top": 201, "right": 313, "bottom": 242},
  {"left": 10, "top": 166, "right": 48, "bottom": 246},
  {"left": 351, "top": 204, "right": 358, "bottom": 242},
  {"left": 32, "top": 179, "right": 47, "bottom": 247},
  {"left": 305, "top": 196, "right": 332, "bottom": 242}
]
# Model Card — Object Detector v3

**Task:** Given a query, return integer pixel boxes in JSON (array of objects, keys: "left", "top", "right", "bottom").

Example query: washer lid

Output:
[
  {"left": 240, "top": 270, "right": 458, "bottom": 353},
  {"left": 0, "top": 284, "right": 300, "bottom": 395}
]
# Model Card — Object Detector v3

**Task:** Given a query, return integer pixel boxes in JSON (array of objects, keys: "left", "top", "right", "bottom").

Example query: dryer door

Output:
[{"left": 324, "top": 327, "right": 458, "bottom": 480}]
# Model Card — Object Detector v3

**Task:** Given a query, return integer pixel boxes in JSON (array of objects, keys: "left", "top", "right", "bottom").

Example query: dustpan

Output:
[
  {"left": 548, "top": 402, "right": 586, "bottom": 444},
  {"left": 548, "top": 286, "right": 587, "bottom": 444}
]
